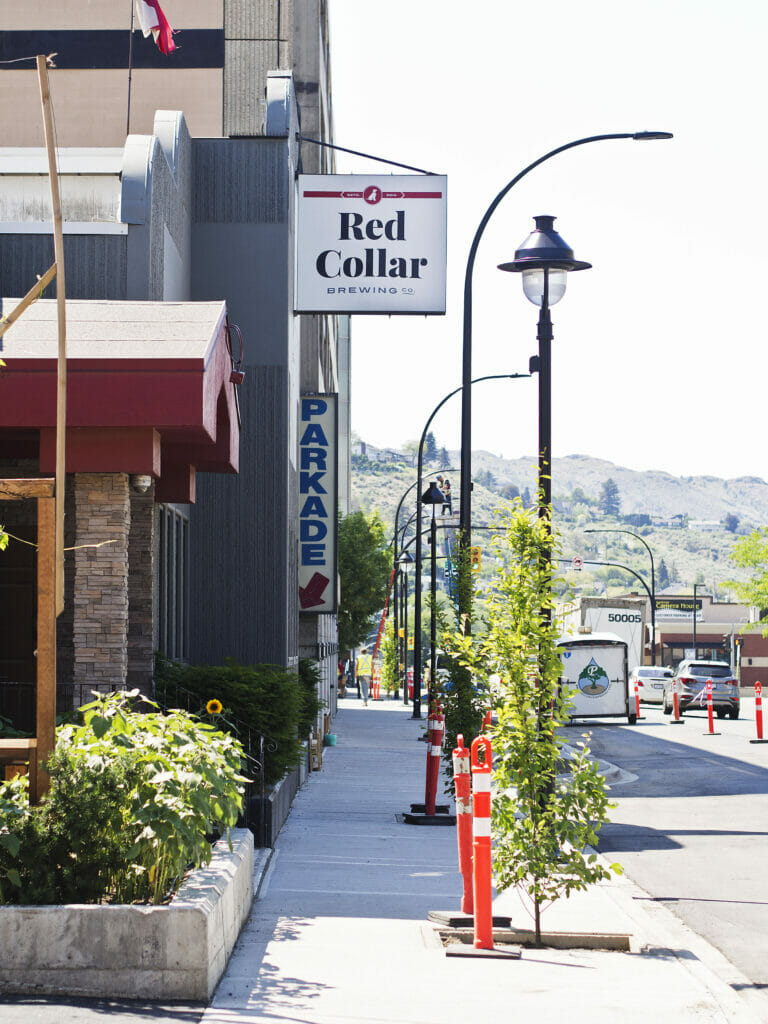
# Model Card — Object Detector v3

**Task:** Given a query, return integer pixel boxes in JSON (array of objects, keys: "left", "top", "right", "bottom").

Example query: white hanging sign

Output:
[{"left": 295, "top": 174, "right": 447, "bottom": 314}]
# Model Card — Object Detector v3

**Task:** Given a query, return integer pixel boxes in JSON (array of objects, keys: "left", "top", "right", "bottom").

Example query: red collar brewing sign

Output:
[
  {"left": 298, "top": 394, "right": 338, "bottom": 613},
  {"left": 295, "top": 174, "right": 447, "bottom": 314}
]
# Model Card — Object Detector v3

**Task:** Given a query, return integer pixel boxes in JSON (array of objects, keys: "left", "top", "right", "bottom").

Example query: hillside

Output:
[{"left": 350, "top": 448, "right": 766, "bottom": 599}]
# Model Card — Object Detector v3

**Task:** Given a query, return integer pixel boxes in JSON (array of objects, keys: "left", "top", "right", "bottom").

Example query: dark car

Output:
[{"left": 662, "top": 660, "right": 740, "bottom": 719}]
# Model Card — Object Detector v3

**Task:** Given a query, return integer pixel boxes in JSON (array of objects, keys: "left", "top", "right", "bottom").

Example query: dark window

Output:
[{"left": 158, "top": 505, "right": 189, "bottom": 662}]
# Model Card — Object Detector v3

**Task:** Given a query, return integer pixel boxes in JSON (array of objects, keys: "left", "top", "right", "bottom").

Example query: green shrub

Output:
[
  {"left": 155, "top": 656, "right": 306, "bottom": 785},
  {"left": 0, "top": 690, "right": 247, "bottom": 906},
  {"left": 297, "top": 659, "right": 324, "bottom": 739}
]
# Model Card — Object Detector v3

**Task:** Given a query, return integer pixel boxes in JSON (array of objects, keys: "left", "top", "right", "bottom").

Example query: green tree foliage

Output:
[
  {"left": 723, "top": 513, "right": 740, "bottom": 533},
  {"left": 424, "top": 431, "right": 438, "bottom": 463},
  {"left": 475, "top": 469, "right": 496, "bottom": 490},
  {"left": 337, "top": 510, "right": 391, "bottom": 652},
  {"left": 381, "top": 617, "right": 399, "bottom": 694},
  {"left": 657, "top": 557, "right": 670, "bottom": 590},
  {"left": 154, "top": 656, "right": 313, "bottom": 783},
  {"left": 599, "top": 477, "right": 621, "bottom": 516},
  {"left": 728, "top": 527, "right": 768, "bottom": 632},
  {"left": 501, "top": 483, "right": 520, "bottom": 501},
  {"left": 438, "top": 447, "right": 450, "bottom": 469},
  {"left": 446, "top": 502, "right": 620, "bottom": 944}
]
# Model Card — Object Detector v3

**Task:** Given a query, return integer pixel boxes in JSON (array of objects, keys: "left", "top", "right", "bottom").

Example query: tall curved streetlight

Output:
[
  {"left": 458, "top": 130, "right": 674, "bottom": 619},
  {"left": 412, "top": 374, "right": 529, "bottom": 719},
  {"left": 585, "top": 527, "right": 657, "bottom": 663}
]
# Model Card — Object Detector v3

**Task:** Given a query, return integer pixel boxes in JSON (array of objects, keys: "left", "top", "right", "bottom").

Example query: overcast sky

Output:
[{"left": 327, "top": 0, "right": 767, "bottom": 481}]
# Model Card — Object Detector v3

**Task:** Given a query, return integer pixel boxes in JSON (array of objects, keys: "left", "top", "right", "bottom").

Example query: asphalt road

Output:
[{"left": 575, "top": 697, "right": 768, "bottom": 1007}]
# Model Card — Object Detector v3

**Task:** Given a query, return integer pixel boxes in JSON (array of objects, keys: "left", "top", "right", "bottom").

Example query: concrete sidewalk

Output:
[{"left": 202, "top": 697, "right": 766, "bottom": 1024}]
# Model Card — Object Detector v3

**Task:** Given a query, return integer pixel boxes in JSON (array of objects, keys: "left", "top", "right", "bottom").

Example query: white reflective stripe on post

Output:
[
  {"left": 453, "top": 754, "right": 470, "bottom": 774},
  {"left": 456, "top": 796, "right": 472, "bottom": 815},
  {"left": 473, "top": 817, "right": 491, "bottom": 837},
  {"left": 472, "top": 773, "right": 491, "bottom": 792}
]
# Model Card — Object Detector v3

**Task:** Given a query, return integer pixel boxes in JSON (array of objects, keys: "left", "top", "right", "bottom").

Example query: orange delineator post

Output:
[
  {"left": 672, "top": 678, "right": 682, "bottom": 722},
  {"left": 471, "top": 735, "right": 493, "bottom": 950},
  {"left": 633, "top": 677, "right": 641, "bottom": 719},
  {"left": 706, "top": 678, "right": 715, "bottom": 734},
  {"left": 756, "top": 681, "right": 764, "bottom": 740},
  {"left": 452, "top": 734, "right": 473, "bottom": 914},
  {"left": 425, "top": 702, "right": 444, "bottom": 816}
]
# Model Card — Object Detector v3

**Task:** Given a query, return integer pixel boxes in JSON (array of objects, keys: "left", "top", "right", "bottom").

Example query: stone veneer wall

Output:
[
  {"left": 127, "top": 483, "right": 156, "bottom": 692},
  {"left": 73, "top": 473, "right": 130, "bottom": 691}
]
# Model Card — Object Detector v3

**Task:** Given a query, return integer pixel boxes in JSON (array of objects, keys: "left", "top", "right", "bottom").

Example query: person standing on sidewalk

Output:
[{"left": 356, "top": 647, "right": 373, "bottom": 705}]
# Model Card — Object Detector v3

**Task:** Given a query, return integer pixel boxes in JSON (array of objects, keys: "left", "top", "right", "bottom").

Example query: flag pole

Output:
[{"left": 127, "top": 0, "right": 135, "bottom": 136}]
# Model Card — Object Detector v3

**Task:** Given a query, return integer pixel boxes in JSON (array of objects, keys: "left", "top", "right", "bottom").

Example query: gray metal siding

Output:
[
  {"left": 0, "top": 234, "right": 127, "bottom": 300},
  {"left": 189, "top": 366, "right": 290, "bottom": 665},
  {"left": 193, "top": 139, "right": 289, "bottom": 224}
]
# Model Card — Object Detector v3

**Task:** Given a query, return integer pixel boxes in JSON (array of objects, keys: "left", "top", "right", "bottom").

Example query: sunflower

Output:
[{"left": 206, "top": 698, "right": 223, "bottom": 715}]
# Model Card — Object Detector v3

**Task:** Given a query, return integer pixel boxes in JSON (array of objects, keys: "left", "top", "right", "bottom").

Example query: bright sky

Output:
[{"left": 327, "top": 0, "right": 767, "bottom": 480}]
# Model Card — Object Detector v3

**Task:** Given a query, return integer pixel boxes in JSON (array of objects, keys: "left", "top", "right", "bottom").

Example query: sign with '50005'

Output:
[{"left": 295, "top": 174, "right": 447, "bottom": 314}]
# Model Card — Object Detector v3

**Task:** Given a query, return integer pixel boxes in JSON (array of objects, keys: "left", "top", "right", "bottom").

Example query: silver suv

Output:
[{"left": 662, "top": 660, "right": 740, "bottom": 719}]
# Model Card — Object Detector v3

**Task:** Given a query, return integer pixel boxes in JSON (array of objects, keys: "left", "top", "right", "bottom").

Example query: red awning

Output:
[{"left": 0, "top": 299, "right": 240, "bottom": 502}]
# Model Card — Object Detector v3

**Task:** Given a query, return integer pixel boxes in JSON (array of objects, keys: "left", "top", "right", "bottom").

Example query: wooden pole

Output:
[
  {"left": 36, "top": 495, "right": 57, "bottom": 798},
  {"left": 36, "top": 55, "right": 66, "bottom": 616}
]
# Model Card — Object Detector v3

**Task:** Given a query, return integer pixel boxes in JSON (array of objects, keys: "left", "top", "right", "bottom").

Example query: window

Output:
[{"left": 158, "top": 504, "right": 189, "bottom": 661}]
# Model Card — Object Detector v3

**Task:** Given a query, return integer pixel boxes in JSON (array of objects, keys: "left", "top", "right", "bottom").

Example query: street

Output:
[{"left": 579, "top": 697, "right": 768, "bottom": 1010}]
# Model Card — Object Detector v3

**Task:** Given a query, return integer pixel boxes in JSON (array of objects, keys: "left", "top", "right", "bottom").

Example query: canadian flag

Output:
[{"left": 134, "top": 0, "right": 176, "bottom": 54}]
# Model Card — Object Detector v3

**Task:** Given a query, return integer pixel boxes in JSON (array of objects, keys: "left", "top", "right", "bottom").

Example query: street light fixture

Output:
[
  {"left": 458, "top": 130, "right": 673, "bottom": 621},
  {"left": 585, "top": 527, "right": 657, "bottom": 663},
  {"left": 499, "top": 216, "right": 591, "bottom": 546}
]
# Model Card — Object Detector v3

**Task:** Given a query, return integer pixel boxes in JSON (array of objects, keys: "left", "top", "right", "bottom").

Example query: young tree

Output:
[
  {"left": 447, "top": 502, "right": 620, "bottom": 945},
  {"left": 657, "top": 557, "right": 670, "bottom": 590},
  {"left": 598, "top": 478, "right": 621, "bottom": 516},
  {"left": 337, "top": 510, "right": 391, "bottom": 652}
]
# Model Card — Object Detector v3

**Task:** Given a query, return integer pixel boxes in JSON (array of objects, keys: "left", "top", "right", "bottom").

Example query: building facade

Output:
[{"left": 0, "top": 1, "right": 348, "bottom": 721}]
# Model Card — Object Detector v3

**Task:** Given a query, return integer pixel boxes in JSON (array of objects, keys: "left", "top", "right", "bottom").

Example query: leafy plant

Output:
[
  {"left": 155, "top": 656, "right": 306, "bottom": 785},
  {"left": 297, "top": 659, "right": 324, "bottom": 739},
  {"left": 381, "top": 618, "right": 399, "bottom": 694},
  {"left": 447, "top": 501, "right": 620, "bottom": 945},
  {"left": 0, "top": 690, "right": 247, "bottom": 906}
]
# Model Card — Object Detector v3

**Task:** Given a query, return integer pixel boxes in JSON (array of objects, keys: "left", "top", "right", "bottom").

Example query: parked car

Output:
[
  {"left": 662, "top": 660, "right": 740, "bottom": 719},
  {"left": 629, "top": 665, "right": 674, "bottom": 705}
]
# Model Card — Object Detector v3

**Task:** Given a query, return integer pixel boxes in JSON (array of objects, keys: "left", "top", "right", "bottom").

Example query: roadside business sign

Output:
[
  {"left": 295, "top": 174, "right": 447, "bottom": 314},
  {"left": 298, "top": 394, "right": 337, "bottom": 614},
  {"left": 656, "top": 598, "right": 702, "bottom": 620}
]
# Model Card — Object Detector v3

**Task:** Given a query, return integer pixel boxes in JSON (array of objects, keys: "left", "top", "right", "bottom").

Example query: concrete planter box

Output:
[{"left": 0, "top": 828, "right": 254, "bottom": 1001}]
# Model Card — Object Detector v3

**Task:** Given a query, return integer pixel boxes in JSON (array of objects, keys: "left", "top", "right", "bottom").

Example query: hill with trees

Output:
[{"left": 350, "top": 445, "right": 765, "bottom": 601}]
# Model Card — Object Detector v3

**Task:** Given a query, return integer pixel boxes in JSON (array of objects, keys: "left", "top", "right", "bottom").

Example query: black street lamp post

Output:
[
  {"left": 585, "top": 527, "right": 657, "bottom": 663},
  {"left": 499, "top": 217, "right": 591, "bottom": 607},
  {"left": 399, "top": 550, "right": 413, "bottom": 703},
  {"left": 420, "top": 481, "right": 445, "bottom": 715},
  {"left": 458, "top": 131, "right": 673, "bottom": 620}
]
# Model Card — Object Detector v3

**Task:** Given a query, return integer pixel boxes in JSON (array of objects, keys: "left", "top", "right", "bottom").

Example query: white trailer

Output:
[{"left": 558, "top": 632, "right": 634, "bottom": 724}]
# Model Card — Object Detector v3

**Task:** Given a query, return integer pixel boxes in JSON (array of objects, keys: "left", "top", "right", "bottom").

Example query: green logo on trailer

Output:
[{"left": 577, "top": 657, "right": 610, "bottom": 697}]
